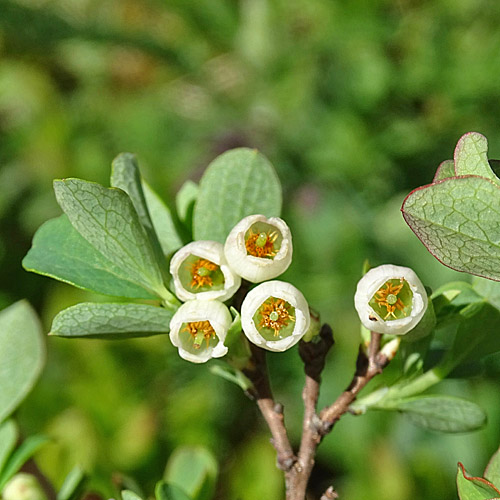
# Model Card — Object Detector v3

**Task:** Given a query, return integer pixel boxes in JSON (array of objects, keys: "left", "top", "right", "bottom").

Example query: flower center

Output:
[
  {"left": 245, "top": 223, "right": 281, "bottom": 259},
  {"left": 369, "top": 278, "right": 413, "bottom": 321},
  {"left": 257, "top": 297, "right": 295, "bottom": 337},
  {"left": 188, "top": 258, "right": 221, "bottom": 290},
  {"left": 182, "top": 320, "right": 216, "bottom": 349}
]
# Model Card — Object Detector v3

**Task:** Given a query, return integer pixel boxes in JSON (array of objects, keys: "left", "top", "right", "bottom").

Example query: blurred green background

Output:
[{"left": 2, "top": 0, "right": 500, "bottom": 498}]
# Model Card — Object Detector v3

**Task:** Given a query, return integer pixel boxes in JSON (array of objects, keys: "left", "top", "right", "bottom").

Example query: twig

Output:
[
  {"left": 318, "top": 332, "right": 388, "bottom": 433},
  {"left": 285, "top": 324, "right": 334, "bottom": 500},
  {"left": 243, "top": 343, "right": 296, "bottom": 471},
  {"left": 320, "top": 486, "right": 339, "bottom": 500}
]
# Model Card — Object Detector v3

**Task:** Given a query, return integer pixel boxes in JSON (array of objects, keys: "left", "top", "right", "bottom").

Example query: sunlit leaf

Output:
[
  {"left": 23, "top": 215, "right": 156, "bottom": 299},
  {"left": 50, "top": 303, "right": 173, "bottom": 339},
  {"left": 193, "top": 148, "right": 282, "bottom": 243},
  {"left": 53, "top": 178, "right": 169, "bottom": 299}
]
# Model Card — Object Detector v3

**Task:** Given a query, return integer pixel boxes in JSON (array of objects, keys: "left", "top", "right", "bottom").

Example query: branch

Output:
[
  {"left": 319, "top": 332, "right": 388, "bottom": 434},
  {"left": 243, "top": 343, "right": 296, "bottom": 471}
]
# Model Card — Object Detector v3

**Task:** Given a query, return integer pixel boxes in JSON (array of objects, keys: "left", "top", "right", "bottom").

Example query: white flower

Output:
[
  {"left": 169, "top": 300, "right": 231, "bottom": 363},
  {"left": 354, "top": 264, "right": 427, "bottom": 335},
  {"left": 2, "top": 474, "right": 48, "bottom": 500},
  {"left": 170, "top": 240, "right": 241, "bottom": 302},
  {"left": 224, "top": 214, "right": 292, "bottom": 283},
  {"left": 241, "top": 280, "right": 310, "bottom": 352}
]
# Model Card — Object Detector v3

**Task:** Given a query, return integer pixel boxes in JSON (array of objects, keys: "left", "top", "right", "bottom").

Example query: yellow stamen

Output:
[
  {"left": 182, "top": 320, "right": 216, "bottom": 349},
  {"left": 259, "top": 298, "right": 295, "bottom": 336},
  {"left": 374, "top": 280, "right": 407, "bottom": 320},
  {"left": 245, "top": 228, "right": 278, "bottom": 258},
  {"left": 188, "top": 258, "right": 219, "bottom": 289}
]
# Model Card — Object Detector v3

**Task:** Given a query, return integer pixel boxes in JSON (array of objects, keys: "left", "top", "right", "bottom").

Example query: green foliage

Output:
[
  {"left": 0, "top": 421, "right": 18, "bottom": 474},
  {"left": 56, "top": 466, "right": 87, "bottom": 500},
  {"left": 122, "top": 491, "right": 144, "bottom": 500},
  {"left": 23, "top": 215, "right": 157, "bottom": 300},
  {"left": 164, "top": 446, "right": 218, "bottom": 500},
  {"left": 0, "top": 301, "right": 45, "bottom": 423},
  {"left": 50, "top": 303, "right": 173, "bottom": 339},
  {"left": 456, "top": 463, "right": 500, "bottom": 500},
  {"left": 403, "top": 133, "right": 500, "bottom": 281},
  {"left": 155, "top": 481, "right": 192, "bottom": 500},
  {"left": 0, "top": 435, "right": 50, "bottom": 491},
  {"left": 53, "top": 179, "right": 171, "bottom": 301},
  {"left": 485, "top": 448, "right": 500, "bottom": 491},
  {"left": 395, "top": 396, "right": 486, "bottom": 433},
  {"left": 193, "top": 148, "right": 282, "bottom": 243},
  {"left": 142, "top": 182, "right": 184, "bottom": 256}
]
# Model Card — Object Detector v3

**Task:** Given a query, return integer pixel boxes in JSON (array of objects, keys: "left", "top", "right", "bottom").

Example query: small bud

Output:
[
  {"left": 169, "top": 300, "right": 232, "bottom": 363},
  {"left": 170, "top": 240, "right": 241, "bottom": 302},
  {"left": 241, "top": 280, "right": 310, "bottom": 352},
  {"left": 2, "top": 473, "right": 48, "bottom": 500},
  {"left": 224, "top": 215, "right": 293, "bottom": 283},
  {"left": 354, "top": 264, "right": 427, "bottom": 335}
]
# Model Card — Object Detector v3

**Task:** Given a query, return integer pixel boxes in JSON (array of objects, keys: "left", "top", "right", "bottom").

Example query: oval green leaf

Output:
[
  {"left": 23, "top": 215, "right": 156, "bottom": 300},
  {"left": 53, "top": 178, "right": 168, "bottom": 299},
  {"left": 396, "top": 395, "right": 486, "bottom": 433},
  {"left": 155, "top": 481, "right": 192, "bottom": 500},
  {"left": 0, "top": 420, "right": 18, "bottom": 474},
  {"left": 0, "top": 301, "right": 45, "bottom": 423},
  {"left": 402, "top": 175, "right": 500, "bottom": 281},
  {"left": 50, "top": 303, "right": 174, "bottom": 339},
  {"left": 193, "top": 148, "right": 282, "bottom": 243}
]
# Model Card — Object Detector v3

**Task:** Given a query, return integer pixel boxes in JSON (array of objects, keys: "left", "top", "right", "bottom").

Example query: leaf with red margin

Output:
[
  {"left": 433, "top": 159, "right": 455, "bottom": 182},
  {"left": 402, "top": 175, "right": 500, "bottom": 281},
  {"left": 457, "top": 462, "right": 500, "bottom": 500},
  {"left": 454, "top": 132, "right": 500, "bottom": 183},
  {"left": 485, "top": 447, "right": 500, "bottom": 489}
]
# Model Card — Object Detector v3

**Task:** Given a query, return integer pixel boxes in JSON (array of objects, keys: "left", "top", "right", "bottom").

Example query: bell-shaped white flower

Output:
[
  {"left": 241, "top": 280, "right": 310, "bottom": 352},
  {"left": 169, "top": 300, "right": 232, "bottom": 363},
  {"left": 224, "top": 214, "right": 292, "bottom": 283},
  {"left": 354, "top": 264, "right": 427, "bottom": 335},
  {"left": 170, "top": 240, "right": 241, "bottom": 302}
]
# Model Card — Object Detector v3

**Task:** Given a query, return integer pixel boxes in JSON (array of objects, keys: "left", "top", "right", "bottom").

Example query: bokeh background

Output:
[{"left": 2, "top": 0, "right": 500, "bottom": 498}]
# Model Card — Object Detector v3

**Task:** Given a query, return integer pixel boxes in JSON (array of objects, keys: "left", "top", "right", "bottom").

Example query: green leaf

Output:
[
  {"left": 395, "top": 395, "right": 486, "bottom": 433},
  {"left": 53, "top": 179, "right": 169, "bottom": 300},
  {"left": 0, "top": 301, "right": 45, "bottom": 423},
  {"left": 433, "top": 159, "right": 455, "bottom": 182},
  {"left": 473, "top": 277, "right": 500, "bottom": 312},
  {"left": 50, "top": 303, "right": 173, "bottom": 339},
  {"left": 56, "top": 466, "right": 87, "bottom": 500},
  {"left": 122, "top": 491, "right": 144, "bottom": 500},
  {"left": 457, "top": 462, "right": 500, "bottom": 500},
  {"left": 176, "top": 180, "right": 198, "bottom": 227},
  {"left": 142, "top": 181, "right": 183, "bottom": 255},
  {"left": 0, "top": 420, "right": 18, "bottom": 475},
  {"left": 485, "top": 447, "right": 500, "bottom": 489},
  {"left": 193, "top": 148, "right": 282, "bottom": 243},
  {"left": 402, "top": 175, "right": 500, "bottom": 281},
  {"left": 454, "top": 132, "right": 499, "bottom": 183},
  {"left": 164, "top": 446, "right": 218, "bottom": 500},
  {"left": 0, "top": 435, "right": 50, "bottom": 490},
  {"left": 23, "top": 215, "right": 157, "bottom": 300},
  {"left": 111, "top": 154, "right": 171, "bottom": 280},
  {"left": 446, "top": 302, "right": 500, "bottom": 366},
  {"left": 155, "top": 481, "right": 192, "bottom": 500}
]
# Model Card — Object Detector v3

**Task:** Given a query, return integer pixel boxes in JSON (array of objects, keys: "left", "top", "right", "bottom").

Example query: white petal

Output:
[
  {"left": 354, "top": 264, "right": 427, "bottom": 335},
  {"left": 224, "top": 214, "right": 293, "bottom": 283},
  {"left": 169, "top": 300, "right": 231, "bottom": 363},
  {"left": 241, "top": 280, "right": 310, "bottom": 352},
  {"left": 170, "top": 240, "right": 241, "bottom": 301}
]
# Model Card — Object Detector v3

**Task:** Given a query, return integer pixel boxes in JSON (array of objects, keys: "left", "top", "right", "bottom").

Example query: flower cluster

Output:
[{"left": 168, "top": 214, "right": 311, "bottom": 362}]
